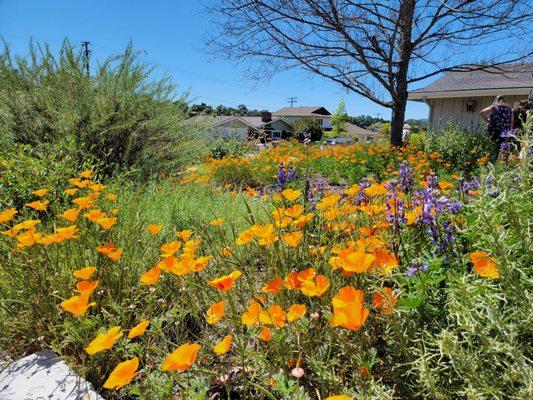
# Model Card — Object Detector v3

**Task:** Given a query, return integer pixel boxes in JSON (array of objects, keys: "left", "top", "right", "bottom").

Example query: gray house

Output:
[{"left": 409, "top": 64, "right": 533, "bottom": 130}]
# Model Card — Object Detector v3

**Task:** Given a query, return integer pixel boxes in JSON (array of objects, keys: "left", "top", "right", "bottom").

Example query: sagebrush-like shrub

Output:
[{"left": 0, "top": 40, "right": 208, "bottom": 178}]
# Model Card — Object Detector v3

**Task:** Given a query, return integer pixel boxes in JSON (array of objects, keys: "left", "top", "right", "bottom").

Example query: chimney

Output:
[{"left": 261, "top": 111, "right": 272, "bottom": 122}]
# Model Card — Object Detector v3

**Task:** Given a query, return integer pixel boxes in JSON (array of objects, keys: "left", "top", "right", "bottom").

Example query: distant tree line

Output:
[{"left": 188, "top": 103, "right": 265, "bottom": 117}]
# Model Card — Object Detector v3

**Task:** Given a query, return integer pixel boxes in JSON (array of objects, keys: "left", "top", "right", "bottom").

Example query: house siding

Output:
[{"left": 429, "top": 95, "right": 525, "bottom": 131}]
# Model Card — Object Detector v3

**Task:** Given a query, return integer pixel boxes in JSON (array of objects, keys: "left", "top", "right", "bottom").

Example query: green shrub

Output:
[
  {"left": 291, "top": 117, "right": 323, "bottom": 141},
  {"left": 0, "top": 143, "right": 79, "bottom": 210},
  {"left": 426, "top": 124, "right": 493, "bottom": 173},
  {"left": 208, "top": 135, "right": 255, "bottom": 159},
  {"left": 0, "top": 40, "right": 208, "bottom": 178}
]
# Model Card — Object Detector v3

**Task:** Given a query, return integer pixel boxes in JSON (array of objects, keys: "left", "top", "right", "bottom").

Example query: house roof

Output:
[
  {"left": 211, "top": 115, "right": 291, "bottom": 130},
  {"left": 345, "top": 123, "right": 375, "bottom": 136},
  {"left": 409, "top": 63, "right": 533, "bottom": 100},
  {"left": 273, "top": 106, "right": 331, "bottom": 116}
]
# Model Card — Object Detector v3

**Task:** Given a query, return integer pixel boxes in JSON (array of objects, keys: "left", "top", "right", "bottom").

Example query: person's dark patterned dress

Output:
[{"left": 488, "top": 104, "right": 512, "bottom": 146}]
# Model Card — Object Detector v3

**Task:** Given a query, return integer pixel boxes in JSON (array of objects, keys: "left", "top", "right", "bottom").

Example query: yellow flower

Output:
[
  {"left": 128, "top": 320, "right": 150, "bottom": 339},
  {"left": 147, "top": 224, "right": 163, "bottom": 235},
  {"left": 281, "top": 188, "right": 301, "bottom": 202},
  {"left": 331, "top": 286, "right": 369, "bottom": 331},
  {"left": 0, "top": 208, "right": 18, "bottom": 224},
  {"left": 103, "top": 357, "right": 139, "bottom": 390},
  {"left": 76, "top": 280, "right": 100, "bottom": 296},
  {"left": 86, "top": 326, "right": 123, "bottom": 355},
  {"left": 161, "top": 343, "right": 201, "bottom": 371},
  {"left": 325, "top": 396, "right": 353, "bottom": 400},
  {"left": 26, "top": 200, "right": 49, "bottom": 211},
  {"left": 213, "top": 334, "right": 232, "bottom": 356},
  {"left": 31, "top": 189, "right": 48, "bottom": 197},
  {"left": 106, "top": 194, "right": 117, "bottom": 201},
  {"left": 281, "top": 230, "right": 303, "bottom": 248}
]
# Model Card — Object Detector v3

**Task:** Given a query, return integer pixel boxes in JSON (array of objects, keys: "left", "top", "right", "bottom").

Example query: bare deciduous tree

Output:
[{"left": 205, "top": 0, "right": 533, "bottom": 145}]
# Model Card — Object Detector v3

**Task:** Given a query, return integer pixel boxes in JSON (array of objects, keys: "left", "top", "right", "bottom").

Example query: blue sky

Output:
[{"left": 0, "top": 0, "right": 432, "bottom": 119}]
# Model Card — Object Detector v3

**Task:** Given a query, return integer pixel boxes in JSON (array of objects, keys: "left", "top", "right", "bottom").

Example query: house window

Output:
[
  {"left": 466, "top": 100, "right": 476, "bottom": 112},
  {"left": 272, "top": 131, "right": 281, "bottom": 139}
]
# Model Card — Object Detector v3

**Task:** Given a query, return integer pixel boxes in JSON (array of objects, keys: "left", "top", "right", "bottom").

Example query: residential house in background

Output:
[
  {"left": 205, "top": 106, "right": 376, "bottom": 142},
  {"left": 409, "top": 63, "right": 533, "bottom": 131},
  {"left": 209, "top": 112, "right": 292, "bottom": 139}
]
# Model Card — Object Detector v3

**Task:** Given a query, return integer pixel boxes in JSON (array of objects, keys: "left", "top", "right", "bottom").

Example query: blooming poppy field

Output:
[{"left": 0, "top": 133, "right": 531, "bottom": 399}]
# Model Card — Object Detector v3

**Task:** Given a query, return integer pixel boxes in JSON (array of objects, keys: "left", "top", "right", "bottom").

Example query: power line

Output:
[
  {"left": 288, "top": 97, "right": 297, "bottom": 107},
  {"left": 81, "top": 41, "right": 91, "bottom": 77}
]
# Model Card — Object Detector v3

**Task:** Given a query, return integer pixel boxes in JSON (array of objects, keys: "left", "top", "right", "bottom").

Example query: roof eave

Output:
[{"left": 409, "top": 87, "right": 532, "bottom": 100}]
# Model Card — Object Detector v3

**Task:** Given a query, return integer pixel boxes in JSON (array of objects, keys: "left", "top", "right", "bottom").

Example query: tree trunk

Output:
[
  {"left": 390, "top": 0, "right": 415, "bottom": 146},
  {"left": 390, "top": 97, "right": 407, "bottom": 146}
]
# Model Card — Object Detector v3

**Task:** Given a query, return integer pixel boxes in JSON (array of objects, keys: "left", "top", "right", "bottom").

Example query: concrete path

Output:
[{"left": 0, "top": 351, "right": 103, "bottom": 400}]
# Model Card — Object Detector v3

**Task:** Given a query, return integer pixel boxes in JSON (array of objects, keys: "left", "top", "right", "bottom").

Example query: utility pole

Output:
[
  {"left": 81, "top": 41, "right": 91, "bottom": 78},
  {"left": 287, "top": 97, "right": 297, "bottom": 107}
]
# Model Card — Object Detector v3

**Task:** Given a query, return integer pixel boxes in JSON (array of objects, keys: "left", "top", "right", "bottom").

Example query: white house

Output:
[
  {"left": 409, "top": 63, "right": 533, "bottom": 131},
  {"left": 209, "top": 113, "right": 292, "bottom": 139},
  {"left": 272, "top": 106, "right": 333, "bottom": 130},
  {"left": 203, "top": 106, "right": 376, "bottom": 142}
]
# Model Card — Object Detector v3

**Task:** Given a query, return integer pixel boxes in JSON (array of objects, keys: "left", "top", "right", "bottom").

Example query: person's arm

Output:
[{"left": 479, "top": 105, "right": 493, "bottom": 123}]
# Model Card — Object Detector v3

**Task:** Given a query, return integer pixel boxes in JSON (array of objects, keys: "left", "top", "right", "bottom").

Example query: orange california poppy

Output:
[
  {"left": 287, "top": 304, "right": 307, "bottom": 322},
  {"left": 161, "top": 343, "right": 201, "bottom": 371},
  {"left": 76, "top": 280, "right": 100, "bottom": 296},
  {"left": 86, "top": 326, "right": 123, "bottom": 355},
  {"left": 95, "top": 217, "right": 117, "bottom": 231},
  {"left": 258, "top": 327, "right": 272, "bottom": 342},
  {"left": 206, "top": 301, "right": 225, "bottom": 325},
  {"left": 336, "top": 246, "right": 375, "bottom": 273},
  {"left": 176, "top": 229, "right": 193, "bottom": 241},
  {"left": 103, "top": 357, "right": 139, "bottom": 390},
  {"left": 147, "top": 224, "right": 163, "bottom": 235},
  {"left": 282, "top": 230, "right": 303, "bottom": 248},
  {"left": 160, "top": 241, "right": 181, "bottom": 258},
  {"left": 213, "top": 334, "right": 232, "bottom": 356},
  {"left": 261, "top": 277, "right": 283, "bottom": 295},
  {"left": 31, "top": 189, "right": 48, "bottom": 197},
  {"left": 259, "top": 304, "right": 287, "bottom": 328},
  {"left": 281, "top": 188, "right": 301, "bottom": 202},
  {"left": 60, "top": 293, "right": 96, "bottom": 317},
  {"left": 0, "top": 208, "right": 17, "bottom": 224},
  {"left": 208, "top": 270, "right": 242, "bottom": 292},
  {"left": 140, "top": 266, "right": 161, "bottom": 286},
  {"left": 236, "top": 229, "right": 255, "bottom": 245},
  {"left": 242, "top": 300, "right": 262, "bottom": 326},
  {"left": 73, "top": 266, "right": 97, "bottom": 280},
  {"left": 210, "top": 218, "right": 224, "bottom": 227},
  {"left": 331, "top": 286, "right": 369, "bottom": 331},
  {"left": 59, "top": 208, "right": 80, "bottom": 223},
  {"left": 469, "top": 251, "right": 500, "bottom": 279},
  {"left": 26, "top": 200, "right": 49, "bottom": 211},
  {"left": 97, "top": 242, "right": 123, "bottom": 261},
  {"left": 300, "top": 274, "right": 330, "bottom": 297},
  {"left": 371, "top": 287, "right": 397, "bottom": 315},
  {"left": 128, "top": 320, "right": 150, "bottom": 339}
]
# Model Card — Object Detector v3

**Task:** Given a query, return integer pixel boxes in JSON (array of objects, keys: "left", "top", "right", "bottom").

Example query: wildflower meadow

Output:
[{"left": 1, "top": 118, "right": 532, "bottom": 399}]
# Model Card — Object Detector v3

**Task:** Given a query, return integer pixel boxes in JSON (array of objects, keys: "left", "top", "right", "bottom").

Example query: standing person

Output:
[
  {"left": 402, "top": 123, "right": 411, "bottom": 144},
  {"left": 480, "top": 95, "right": 514, "bottom": 158},
  {"left": 513, "top": 100, "right": 530, "bottom": 131}
]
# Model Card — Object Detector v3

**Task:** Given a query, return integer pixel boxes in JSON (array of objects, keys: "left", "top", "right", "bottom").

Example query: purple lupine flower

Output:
[
  {"left": 354, "top": 178, "right": 371, "bottom": 205},
  {"left": 307, "top": 177, "right": 327, "bottom": 209},
  {"left": 426, "top": 172, "right": 439, "bottom": 190},
  {"left": 399, "top": 161, "right": 414, "bottom": 193},
  {"left": 406, "top": 259, "right": 429, "bottom": 277},
  {"left": 276, "top": 164, "right": 296, "bottom": 191},
  {"left": 385, "top": 180, "right": 407, "bottom": 226}
]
